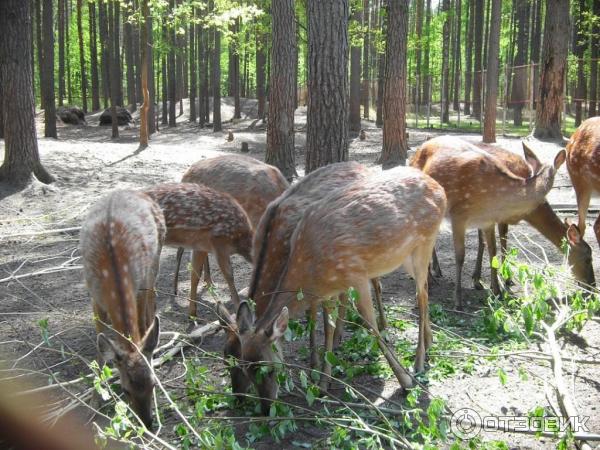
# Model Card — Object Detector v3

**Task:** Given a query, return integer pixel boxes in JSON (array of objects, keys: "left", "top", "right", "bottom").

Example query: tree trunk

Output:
[
  {"left": 574, "top": 0, "right": 586, "bottom": 126},
  {"left": 76, "top": 0, "right": 87, "bottom": 113},
  {"left": 452, "top": 0, "right": 462, "bottom": 111},
  {"left": 162, "top": 54, "right": 168, "bottom": 125},
  {"left": 168, "top": 0, "right": 177, "bottom": 127},
  {"left": 189, "top": 10, "right": 197, "bottom": 123},
  {"left": 124, "top": 6, "right": 136, "bottom": 110},
  {"left": 464, "top": 0, "right": 474, "bottom": 115},
  {"left": 198, "top": 21, "right": 207, "bottom": 126},
  {"left": 133, "top": 0, "right": 142, "bottom": 105},
  {"left": 380, "top": 0, "right": 409, "bottom": 168},
  {"left": 533, "top": 0, "right": 569, "bottom": 139},
  {"left": 42, "top": 0, "right": 57, "bottom": 138},
  {"left": 212, "top": 6, "right": 222, "bottom": 132},
  {"left": 349, "top": 6, "right": 362, "bottom": 132},
  {"left": 265, "top": 0, "right": 297, "bottom": 180},
  {"left": 35, "top": 0, "right": 44, "bottom": 109},
  {"left": 66, "top": 1, "right": 72, "bottom": 105},
  {"left": 58, "top": 0, "right": 65, "bottom": 105},
  {"left": 472, "top": 0, "right": 484, "bottom": 119},
  {"left": 361, "top": 0, "right": 370, "bottom": 118},
  {"left": 305, "top": 0, "right": 349, "bottom": 172},
  {"left": 422, "top": 0, "right": 432, "bottom": 106},
  {"left": 482, "top": 0, "right": 501, "bottom": 142},
  {"left": 510, "top": 0, "right": 529, "bottom": 126},
  {"left": 146, "top": 13, "right": 155, "bottom": 135},
  {"left": 441, "top": 0, "right": 451, "bottom": 123},
  {"left": 89, "top": 2, "right": 100, "bottom": 111},
  {"left": 139, "top": 0, "right": 150, "bottom": 148},
  {"left": 112, "top": 2, "right": 122, "bottom": 107},
  {"left": 0, "top": 0, "right": 54, "bottom": 186},
  {"left": 108, "top": 1, "right": 119, "bottom": 138},
  {"left": 256, "top": 22, "right": 267, "bottom": 120},
  {"left": 589, "top": 0, "right": 600, "bottom": 117},
  {"left": 98, "top": 1, "right": 110, "bottom": 109},
  {"left": 231, "top": 18, "right": 241, "bottom": 120}
]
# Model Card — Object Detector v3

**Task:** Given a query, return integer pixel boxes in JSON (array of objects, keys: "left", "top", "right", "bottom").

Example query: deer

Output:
[
  {"left": 410, "top": 135, "right": 566, "bottom": 309},
  {"left": 80, "top": 190, "right": 165, "bottom": 429},
  {"left": 217, "top": 166, "right": 447, "bottom": 413},
  {"left": 143, "top": 182, "right": 253, "bottom": 316},
  {"left": 173, "top": 154, "right": 289, "bottom": 295},
  {"left": 469, "top": 144, "right": 595, "bottom": 290},
  {"left": 565, "top": 116, "right": 600, "bottom": 248}
]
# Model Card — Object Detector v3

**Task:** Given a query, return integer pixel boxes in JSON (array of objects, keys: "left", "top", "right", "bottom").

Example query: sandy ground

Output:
[{"left": 0, "top": 98, "right": 599, "bottom": 449}]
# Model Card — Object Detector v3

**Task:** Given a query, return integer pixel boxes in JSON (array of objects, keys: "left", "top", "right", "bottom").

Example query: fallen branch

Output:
[
  {"left": 0, "top": 265, "right": 83, "bottom": 284},
  {"left": 154, "top": 320, "right": 220, "bottom": 366},
  {"left": 0, "top": 226, "right": 81, "bottom": 240}
]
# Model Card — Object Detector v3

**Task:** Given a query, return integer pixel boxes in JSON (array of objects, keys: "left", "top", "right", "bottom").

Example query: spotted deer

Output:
[
  {"left": 411, "top": 135, "right": 566, "bottom": 309},
  {"left": 470, "top": 144, "right": 595, "bottom": 289},
  {"left": 216, "top": 162, "right": 387, "bottom": 398},
  {"left": 80, "top": 190, "right": 165, "bottom": 429},
  {"left": 565, "top": 117, "right": 600, "bottom": 248},
  {"left": 144, "top": 183, "right": 253, "bottom": 316},
  {"left": 218, "top": 166, "right": 447, "bottom": 413},
  {"left": 173, "top": 155, "right": 289, "bottom": 295}
]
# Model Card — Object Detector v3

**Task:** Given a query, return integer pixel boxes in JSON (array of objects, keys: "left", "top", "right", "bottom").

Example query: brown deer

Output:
[
  {"left": 80, "top": 190, "right": 165, "bottom": 429},
  {"left": 218, "top": 166, "right": 447, "bottom": 413},
  {"left": 565, "top": 117, "right": 600, "bottom": 247},
  {"left": 173, "top": 154, "right": 289, "bottom": 294},
  {"left": 470, "top": 145, "right": 594, "bottom": 289},
  {"left": 144, "top": 183, "right": 253, "bottom": 315},
  {"left": 411, "top": 135, "right": 566, "bottom": 309}
]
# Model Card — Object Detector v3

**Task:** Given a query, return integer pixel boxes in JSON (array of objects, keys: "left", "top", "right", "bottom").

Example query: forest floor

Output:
[{"left": 0, "top": 98, "right": 599, "bottom": 449}]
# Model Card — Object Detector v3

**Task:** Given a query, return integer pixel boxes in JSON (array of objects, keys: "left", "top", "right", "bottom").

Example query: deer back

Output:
[{"left": 566, "top": 117, "right": 600, "bottom": 188}]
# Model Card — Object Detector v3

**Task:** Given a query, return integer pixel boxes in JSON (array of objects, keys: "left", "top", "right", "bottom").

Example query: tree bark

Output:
[
  {"left": 305, "top": 0, "right": 349, "bottom": 172},
  {"left": 510, "top": 0, "right": 529, "bottom": 126},
  {"left": 65, "top": 1, "right": 72, "bottom": 105},
  {"left": 232, "top": 17, "right": 241, "bottom": 119},
  {"left": 422, "top": 0, "right": 432, "bottom": 106},
  {"left": 189, "top": 10, "right": 197, "bottom": 123},
  {"left": 464, "top": 0, "right": 474, "bottom": 115},
  {"left": 35, "top": 0, "right": 44, "bottom": 109},
  {"left": 361, "top": 0, "right": 370, "bottom": 118},
  {"left": 98, "top": 1, "right": 110, "bottom": 109},
  {"left": 533, "top": 0, "right": 569, "bottom": 139},
  {"left": 589, "top": 0, "right": 600, "bottom": 116},
  {"left": 212, "top": 5, "right": 222, "bottom": 132},
  {"left": 89, "top": 2, "right": 100, "bottom": 111},
  {"left": 380, "top": 0, "right": 409, "bottom": 168},
  {"left": 265, "top": 0, "right": 297, "bottom": 180},
  {"left": 147, "top": 12, "right": 155, "bottom": 135},
  {"left": 168, "top": 0, "right": 177, "bottom": 127},
  {"left": 441, "top": 0, "right": 451, "bottom": 123},
  {"left": 472, "top": 0, "right": 484, "bottom": 119},
  {"left": 139, "top": 0, "right": 150, "bottom": 148},
  {"left": 349, "top": 5, "right": 362, "bottom": 132},
  {"left": 58, "top": 0, "right": 65, "bottom": 105},
  {"left": 108, "top": 1, "right": 119, "bottom": 138},
  {"left": 482, "top": 0, "right": 501, "bottom": 143},
  {"left": 42, "top": 0, "right": 57, "bottom": 138},
  {"left": 112, "top": 1, "right": 122, "bottom": 107},
  {"left": 0, "top": 0, "right": 54, "bottom": 186},
  {"left": 574, "top": 0, "right": 586, "bottom": 126},
  {"left": 124, "top": 6, "right": 137, "bottom": 110},
  {"left": 256, "top": 21, "right": 267, "bottom": 120},
  {"left": 452, "top": 0, "right": 462, "bottom": 111},
  {"left": 76, "top": 0, "right": 87, "bottom": 113}
]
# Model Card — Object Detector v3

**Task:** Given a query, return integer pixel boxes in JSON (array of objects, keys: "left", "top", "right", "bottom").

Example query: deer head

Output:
[
  {"left": 564, "top": 221, "right": 595, "bottom": 287},
  {"left": 96, "top": 316, "right": 160, "bottom": 429}
]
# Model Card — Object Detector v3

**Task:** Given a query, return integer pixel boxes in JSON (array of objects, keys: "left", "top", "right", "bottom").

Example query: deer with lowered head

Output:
[
  {"left": 80, "top": 190, "right": 165, "bottom": 429},
  {"left": 411, "top": 135, "right": 566, "bottom": 309},
  {"left": 173, "top": 154, "right": 289, "bottom": 295},
  {"left": 217, "top": 166, "right": 447, "bottom": 414}
]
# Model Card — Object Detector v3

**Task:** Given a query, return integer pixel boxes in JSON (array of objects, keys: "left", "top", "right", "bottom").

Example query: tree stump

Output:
[{"left": 241, "top": 142, "right": 249, "bottom": 153}]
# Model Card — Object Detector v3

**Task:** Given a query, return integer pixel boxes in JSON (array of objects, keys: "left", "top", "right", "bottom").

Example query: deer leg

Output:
[
  {"left": 319, "top": 301, "right": 336, "bottom": 392},
  {"left": 593, "top": 214, "right": 600, "bottom": 251},
  {"left": 573, "top": 183, "right": 591, "bottom": 238},
  {"left": 189, "top": 250, "right": 207, "bottom": 317},
  {"left": 354, "top": 279, "right": 413, "bottom": 389},
  {"left": 371, "top": 278, "right": 387, "bottom": 331},
  {"left": 483, "top": 226, "right": 501, "bottom": 296},
  {"left": 410, "top": 241, "right": 434, "bottom": 373},
  {"left": 452, "top": 222, "right": 467, "bottom": 310},
  {"left": 173, "top": 247, "right": 185, "bottom": 295},
  {"left": 430, "top": 249, "right": 443, "bottom": 277},
  {"left": 497, "top": 223, "right": 513, "bottom": 287},
  {"left": 203, "top": 255, "right": 213, "bottom": 286},
  {"left": 332, "top": 292, "right": 347, "bottom": 349},
  {"left": 307, "top": 302, "right": 319, "bottom": 369},
  {"left": 215, "top": 250, "right": 241, "bottom": 307},
  {"left": 472, "top": 229, "right": 485, "bottom": 290}
]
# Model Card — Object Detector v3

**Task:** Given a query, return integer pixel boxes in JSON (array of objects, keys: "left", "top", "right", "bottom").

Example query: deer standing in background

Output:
[
  {"left": 218, "top": 167, "right": 447, "bottom": 413},
  {"left": 173, "top": 154, "right": 289, "bottom": 294},
  {"left": 565, "top": 117, "right": 600, "bottom": 248},
  {"left": 144, "top": 183, "right": 253, "bottom": 315},
  {"left": 470, "top": 144, "right": 595, "bottom": 289},
  {"left": 411, "top": 135, "right": 566, "bottom": 309},
  {"left": 80, "top": 190, "right": 165, "bottom": 429}
]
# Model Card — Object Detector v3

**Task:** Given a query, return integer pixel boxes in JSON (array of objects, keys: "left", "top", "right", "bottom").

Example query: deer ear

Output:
[
  {"left": 97, "top": 333, "right": 125, "bottom": 364},
  {"left": 522, "top": 142, "right": 542, "bottom": 174},
  {"left": 216, "top": 302, "right": 236, "bottom": 331},
  {"left": 142, "top": 316, "right": 160, "bottom": 354},
  {"left": 236, "top": 301, "right": 253, "bottom": 334},
  {"left": 553, "top": 149, "right": 566, "bottom": 170},
  {"left": 567, "top": 224, "right": 582, "bottom": 246},
  {"left": 267, "top": 307, "right": 289, "bottom": 342}
]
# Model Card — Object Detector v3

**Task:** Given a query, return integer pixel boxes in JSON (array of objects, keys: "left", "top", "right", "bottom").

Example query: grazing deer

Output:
[
  {"left": 565, "top": 117, "right": 600, "bottom": 247},
  {"left": 173, "top": 155, "right": 289, "bottom": 294},
  {"left": 218, "top": 166, "right": 447, "bottom": 413},
  {"left": 411, "top": 135, "right": 566, "bottom": 309},
  {"left": 144, "top": 183, "right": 253, "bottom": 315},
  {"left": 80, "top": 190, "right": 165, "bottom": 429},
  {"left": 470, "top": 145, "right": 595, "bottom": 289}
]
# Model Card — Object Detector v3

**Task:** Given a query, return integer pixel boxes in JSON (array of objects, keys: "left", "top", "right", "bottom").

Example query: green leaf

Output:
[{"left": 497, "top": 367, "right": 508, "bottom": 386}]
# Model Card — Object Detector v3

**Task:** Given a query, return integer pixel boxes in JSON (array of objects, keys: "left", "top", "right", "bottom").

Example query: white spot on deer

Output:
[
  {"left": 123, "top": 265, "right": 129, "bottom": 274},
  {"left": 102, "top": 269, "right": 109, "bottom": 278}
]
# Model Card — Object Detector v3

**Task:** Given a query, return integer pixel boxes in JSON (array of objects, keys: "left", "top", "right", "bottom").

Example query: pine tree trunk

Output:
[
  {"left": 133, "top": 0, "right": 142, "bottom": 104},
  {"left": 98, "top": 2, "right": 110, "bottom": 109},
  {"left": 112, "top": 2, "right": 122, "bottom": 107},
  {"left": 35, "top": 0, "right": 44, "bottom": 109},
  {"left": 89, "top": 3, "right": 100, "bottom": 111},
  {"left": 189, "top": 11, "right": 197, "bottom": 123},
  {"left": 422, "top": 0, "right": 432, "bottom": 105},
  {"left": 232, "top": 18, "right": 241, "bottom": 120},
  {"left": 533, "top": 0, "right": 569, "bottom": 139},
  {"left": 212, "top": 3, "right": 222, "bottom": 132},
  {"left": 472, "top": 0, "right": 484, "bottom": 119},
  {"left": 198, "top": 21, "right": 207, "bottom": 126},
  {"left": 147, "top": 13, "right": 156, "bottom": 135},
  {"left": 162, "top": 54, "right": 168, "bottom": 125},
  {"left": 76, "top": 0, "right": 87, "bottom": 113},
  {"left": 441, "top": 0, "right": 451, "bottom": 123},
  {"left": 464, "top": 0, "right": 473, "bottom": 114},
  {"left": 58, "top": 0, "right": 65, "bottom": 105},
  {"left": 574, "top": 0, "right": 586, "bottom": 126},
  {"left": 361, "top": 0, "right": 370, "bottom": 118},
  {"left": 66, "top": 1, "right": 72, "bottom": 105},
  {"left": 510, "top": 0, "right": 529, "bottom": 126},
  {"left": 124, "top": 7, "right": 136, "bottom": 110},
  {"left": 256, "top": 23, "right": 267, "bottom": 120},
  {"left": 305, "top": 0, "right": 349, "bottom": 172},
  {"left": 42, "top": 0, "right": 57, "bottom": 138},
  {"left": 265, "top": 0, "right": 297, "bottom": 180},
  {"left": 349, "top": 6, "right": 362, "bottom": 132},
  {"left": 168, "top": 0, "right": 177, "bottom": 127},
  {"left": 108, "top": 1, "right": 119, "bottom": 138},
  {"left": 452, "top": 0, "right": 462, "bottom": 111},
  {"left": 483, "top": 0, "right": 501, "bottom": 142},
  {"left": 589, "top": 0, "right": 600, "bottom": 116},
  {"left": 380, "top": 0, "right": 409, "bottom": 168},
  {"left": 139, "top": 0, "right": 150, "bottom": 148},
  {"left": 0, "top": 0, "right": 54, "bottom": 186}
]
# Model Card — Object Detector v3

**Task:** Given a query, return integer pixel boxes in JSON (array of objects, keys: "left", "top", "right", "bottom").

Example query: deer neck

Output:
[
  {"left": 526, "top": 166, "right": 556, "bottom": 204},
  {"left": 522, "top": 201, "right": 566, "bottom": 249}
]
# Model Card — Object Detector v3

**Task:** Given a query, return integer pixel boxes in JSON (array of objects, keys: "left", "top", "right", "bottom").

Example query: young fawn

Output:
[
  {"left": 411, "top": 135, "right": 566, "bottom": 309},
  {"left": 80, "top": 190, "right": 165, "bottom": 429},
  {"left": 217, "top": 162, "right": 386, "bottom": 396},
  {"left": 173, "top": 154, "right": 289, "bottom": 294},
  {"left": 471, "top": 145, "right": 595, "bottom": 288},
  {"left": 218, "top": 167, "right": 447, "bottom": 413},
  {"left": 144, "top": 182, "right": 253, "bottom": 315},
  {"left": 565, "top": 116, "right": 600, "bottom": 247}
]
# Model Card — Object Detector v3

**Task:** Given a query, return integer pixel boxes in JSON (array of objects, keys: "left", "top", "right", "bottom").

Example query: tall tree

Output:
[
  {"left": 533, "top": 0, "right": 569, "bottom": 139},
  {"left": 574, "top": 0, "right": 586, "bottom": 126},
  {"left": 89, "top": 2, "right": 100, "bottom": 111},
  {"left": 482, "top": 0, "right": 501, "bottom": 142},
  {"left": 380, "top": 0, "right": 409, "bottom": 167},
  {"left": 472, "top": 0, "right": 484, "bottom": 119},
  {"left": 108, "top": 0, "right": 119, "bottom": 138},
  {"left": 98, "top": 2, "right": 110, "bottom": 108},
  {"left": 265, "top": 0, "right": 297, "bottom": 180},
  {"left": 211, "top": 0, "right": 222, "bottom": 132},
  {"left": 464, "top": 0, "right": 474, "bottom": 114},
  {"left": 589, "top": 0, "right": 600, "bottom": 116},
  {"left": 76, "top": 0, "right": 87, "bottom": 113},
  {"left": 189, "top": 9, "right": 197, "bottom": 123},
  {"left": 230, "top": 17, "right": 242, "bottom": 119},
  {"left": 58, "top": 0, "right": 66, "bottom": 105},
  {"left": 441, "top": 0, "right": 451, "bottom": 123},
  {"left": 305, "top": 0, "right": 349, "bottom": 172},
  {"left": 35, "top": 0, "right": 44, "bottom": 109},
  {"left": 124, "top": 4, "right": 137, "bottom": 109},
  {"left": 140, "top": 0, "right": 150, "bottom": 148},
  {"left": 112, "top": 1, "right": 123, "bottom": 107},
  {"left": 349, "top": 5, "right": 362, "bottom": 132},
  {"left": 361, "top": 0, "right": 370, "bottom": 118},
  {"left": 510, "top": 0, "right": 529, "bottom": 125},
  {"left": 452, "top": 0, "right": 462, "bottom": 111},
  {"left": 168, "top": 0, "right": 177, "bottom": 127},
  {"left": 42, "top": 0, "right": 57, "bottom": 138},
  {"left": 146, "top": 10, "right": 156, "bottom": 135},
  {"left": 414, "top": 0, "right": 424, "bottom": 106},
  {"left": 255, "top": 19, "right": 267, "bottom": 120},
  {"left": 422, "top": 0, "right": 432, "bottom": 106},
  {"left": 0, "top": 0, "right": 54, "bottom": 186}
]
